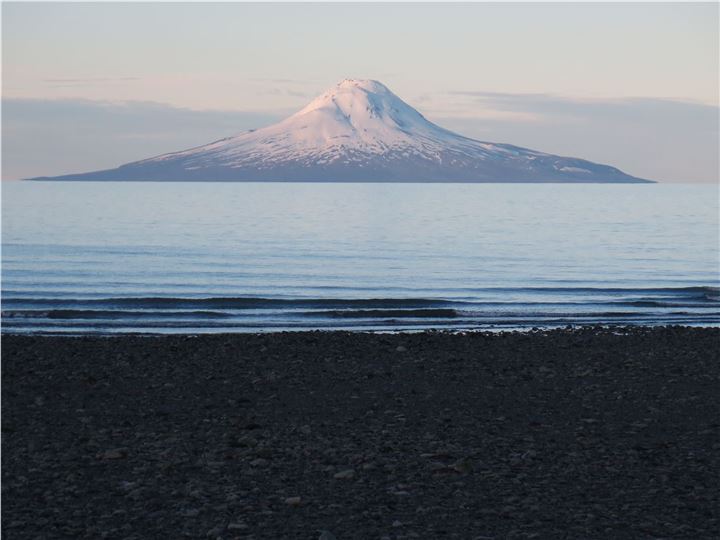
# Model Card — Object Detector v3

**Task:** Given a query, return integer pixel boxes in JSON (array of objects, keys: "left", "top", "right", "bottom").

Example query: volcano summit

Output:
[{"left": 35, "top": 79, "right": 651, "bottom": 183}]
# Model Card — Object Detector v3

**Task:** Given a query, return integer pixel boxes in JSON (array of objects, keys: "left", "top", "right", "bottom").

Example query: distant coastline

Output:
[
  {"left": 31, "top": 80, "right": 653, "bottom": 184},
  {"left": 28, "top": 177, "right": 655, "bottom": 183}
]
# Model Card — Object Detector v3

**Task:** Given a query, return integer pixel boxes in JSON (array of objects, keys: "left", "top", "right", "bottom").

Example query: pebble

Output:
[
  {"left": 3, "top": 329, "right": 718, "bottom": 540},
  {"left": 97, "top": 448, "right": 128, "bottom": 460}
]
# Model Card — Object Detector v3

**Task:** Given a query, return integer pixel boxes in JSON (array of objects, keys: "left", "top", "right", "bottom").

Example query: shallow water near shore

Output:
[{"left": 2, "top": 182, "right": 718, "bottom": 333}]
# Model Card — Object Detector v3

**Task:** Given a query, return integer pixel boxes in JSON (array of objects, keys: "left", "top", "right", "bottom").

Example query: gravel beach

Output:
[{"left": 2, "top": 327, "right": 719, "bottom": 539}]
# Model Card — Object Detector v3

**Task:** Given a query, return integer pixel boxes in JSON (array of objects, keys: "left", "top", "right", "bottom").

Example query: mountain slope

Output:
[{"left": 33, "top": 79, "right": 652, "bottom": 183}]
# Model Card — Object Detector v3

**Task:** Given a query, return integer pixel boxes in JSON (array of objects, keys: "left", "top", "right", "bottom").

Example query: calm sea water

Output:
[{"left": 2, "top": 182, "right": 718, "bottom": 334}]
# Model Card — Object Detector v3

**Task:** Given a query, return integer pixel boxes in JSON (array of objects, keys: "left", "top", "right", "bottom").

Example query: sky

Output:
[{"left": 2, "top": 2, "right": 718, "bottom": 182}]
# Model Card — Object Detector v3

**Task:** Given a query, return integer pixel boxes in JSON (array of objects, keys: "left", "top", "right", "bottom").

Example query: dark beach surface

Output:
[{"left": 2, "top": 327, "right": 719, "bottom": 539}]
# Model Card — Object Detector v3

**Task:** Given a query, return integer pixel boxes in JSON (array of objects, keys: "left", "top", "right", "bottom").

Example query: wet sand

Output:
[{"left": 2, "top": 327, "right": 719, "bottom": 539}]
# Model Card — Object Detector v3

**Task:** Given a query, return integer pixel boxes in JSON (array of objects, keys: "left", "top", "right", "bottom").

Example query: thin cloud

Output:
[
  {"left": 442, "top": 90, "right": 719, "bottom": 131},
  {"left": 264, "top": 88, "right": 310, "bottom": 98},
  {"left": 44, "top": 77, "right": 140, "bottom": 83},
  {"left": 43, "top": 77, "right": 142, "bottom": 89},
  {"left": 248, "top": 78, "right": 317, "bottom": 85}
]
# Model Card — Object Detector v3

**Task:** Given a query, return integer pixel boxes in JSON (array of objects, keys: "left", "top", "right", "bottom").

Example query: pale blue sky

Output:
[{"left": 2, "top": 2, "right": 718, "bottom": 181}]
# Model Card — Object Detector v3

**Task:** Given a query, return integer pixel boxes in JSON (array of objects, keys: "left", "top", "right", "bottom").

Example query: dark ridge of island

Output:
[
  {"left": 2, "top": 326, "right": 718, "bottom": 538},
  {"left": 29, "top": 79, "right": 652, "bottom": 183}
]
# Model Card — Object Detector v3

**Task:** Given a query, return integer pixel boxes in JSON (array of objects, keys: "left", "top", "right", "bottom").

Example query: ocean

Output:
[{"left": 2, "top": 181, "right": 718, "bottom": 334}]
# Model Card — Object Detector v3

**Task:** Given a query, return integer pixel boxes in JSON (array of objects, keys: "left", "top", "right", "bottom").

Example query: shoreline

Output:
[
  {"left": 3, "top": 322, "right": 719, "bottom": 338},
  {"left": 3, "top": 326, "right": 719, "bottom": 538}
]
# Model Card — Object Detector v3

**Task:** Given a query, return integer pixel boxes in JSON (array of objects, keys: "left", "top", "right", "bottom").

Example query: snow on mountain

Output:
[{"left": 34, "top": 79, "right": 652, "bottom": 183}]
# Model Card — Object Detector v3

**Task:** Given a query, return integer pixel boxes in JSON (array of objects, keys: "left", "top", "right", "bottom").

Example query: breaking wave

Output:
[{"left": 2, "top": 286, "right": 718, "bottom": 334}]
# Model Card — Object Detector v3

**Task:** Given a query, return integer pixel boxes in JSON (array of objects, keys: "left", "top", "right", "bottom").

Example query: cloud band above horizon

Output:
[{"left": 2, "top": 92, "right": 717, "bottom": 183}]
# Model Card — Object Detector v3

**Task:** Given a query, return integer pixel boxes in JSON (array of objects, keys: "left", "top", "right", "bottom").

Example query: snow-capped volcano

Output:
[{"left": 35, "top": 79, "right": 651, "bottom": 182}]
